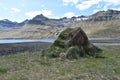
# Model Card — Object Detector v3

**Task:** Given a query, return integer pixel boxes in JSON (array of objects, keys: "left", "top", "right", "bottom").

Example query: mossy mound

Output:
[{"left": 42, "top": 27, "right": 102, "bottom": 59}]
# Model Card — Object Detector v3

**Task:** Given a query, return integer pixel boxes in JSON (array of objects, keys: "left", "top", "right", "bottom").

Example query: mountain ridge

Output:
[
  {"left": 0, "top": 9, "right": 120, "bottom": 39},
  {"left": 1, "top": 9, "right": 120, "bottom": 27}
]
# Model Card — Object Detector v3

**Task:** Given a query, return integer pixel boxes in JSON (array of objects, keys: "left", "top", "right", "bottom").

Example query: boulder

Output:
[{"left": 42, "top": 27, "right": 102, "bottom": 59}]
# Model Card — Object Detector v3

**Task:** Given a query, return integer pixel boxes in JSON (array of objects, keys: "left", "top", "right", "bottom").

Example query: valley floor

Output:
[{"left": 0, "top": 45, "right": 120, "bottom": 80}]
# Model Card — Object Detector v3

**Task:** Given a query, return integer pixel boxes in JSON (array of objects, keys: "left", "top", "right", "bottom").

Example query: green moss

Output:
[
  {"left": 114, "top": 67, "right": 120, "bottom": 75},
  {"left": 41, "top": 46, "right": 66, "bottom": 58},
  {"left": 64, "top": 46, "right": 86, "bottom": 59},
  {"left": 0, "top": 67, "right": 8, "bottom": 74},
  {"left": 53, "top": 40, "right": 65, "bottom": 48},
  {"left": 53, "top": 28, "right": 74, "bottom": 48}
]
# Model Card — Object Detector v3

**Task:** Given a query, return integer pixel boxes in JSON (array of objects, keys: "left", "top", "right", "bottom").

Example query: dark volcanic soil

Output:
[{"left": 0, "top": 42, "right": 52, "bottom": 55}]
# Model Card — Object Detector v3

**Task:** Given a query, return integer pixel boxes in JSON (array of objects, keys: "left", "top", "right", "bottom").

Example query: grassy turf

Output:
[{"left": 0, "top": 45, "right": 120, "bottom": 80}]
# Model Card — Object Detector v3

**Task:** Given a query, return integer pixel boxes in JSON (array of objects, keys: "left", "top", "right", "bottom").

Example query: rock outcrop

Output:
[
  {"left": 89, "top": 9, "right": 120, "bottom": 21},
  {"left": 42, "top": 27, "right": 102, "bottom": 59}
]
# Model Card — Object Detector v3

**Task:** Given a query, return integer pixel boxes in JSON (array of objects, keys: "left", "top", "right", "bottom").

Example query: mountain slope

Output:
[{"left": 72, "top": 20, "right": 120, "bottom": 38}]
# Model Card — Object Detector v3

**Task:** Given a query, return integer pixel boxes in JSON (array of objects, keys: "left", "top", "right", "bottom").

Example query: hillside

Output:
[
  {"left": 0, "top": 9, "right": 120, "bottom": 39},
  {"left": 73, "top": 20, "right": 120, "bottom": 38}
]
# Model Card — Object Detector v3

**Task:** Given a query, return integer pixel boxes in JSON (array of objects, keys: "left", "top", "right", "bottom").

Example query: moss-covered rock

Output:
[{"left": 42, "top": 27, "right": 102, "bottom": 59}]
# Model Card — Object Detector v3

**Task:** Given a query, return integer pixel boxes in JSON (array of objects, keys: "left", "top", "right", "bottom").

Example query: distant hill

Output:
[
  {"left": 0, "top": 19, "right": 18, "bottom": 27},
  {"left": 0, "top": 19, "right": 25, "bottom": 27},
  {"left": 0, "top": 9, "right": 120, "bottom": 39},
  {"left": 0, "top": 14, "right": 88, "bottom": 27}
]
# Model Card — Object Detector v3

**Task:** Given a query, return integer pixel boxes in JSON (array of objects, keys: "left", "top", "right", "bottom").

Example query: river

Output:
[
  {"left": 0, "top": 39, "right": 55, "bottom": 44},
  {"left": 0, "top": 38, "right": 120, "bottom": 45}
]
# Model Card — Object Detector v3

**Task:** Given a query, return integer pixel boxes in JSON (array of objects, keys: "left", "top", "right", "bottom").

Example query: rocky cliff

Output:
[{"left": 89, "top": 9, "right": 120, "bottom": 21}]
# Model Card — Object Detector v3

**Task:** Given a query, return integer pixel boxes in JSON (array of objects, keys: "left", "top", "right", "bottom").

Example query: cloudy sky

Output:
[{"left": 0, "top": 0, "right": 120, "bottom": 22}]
